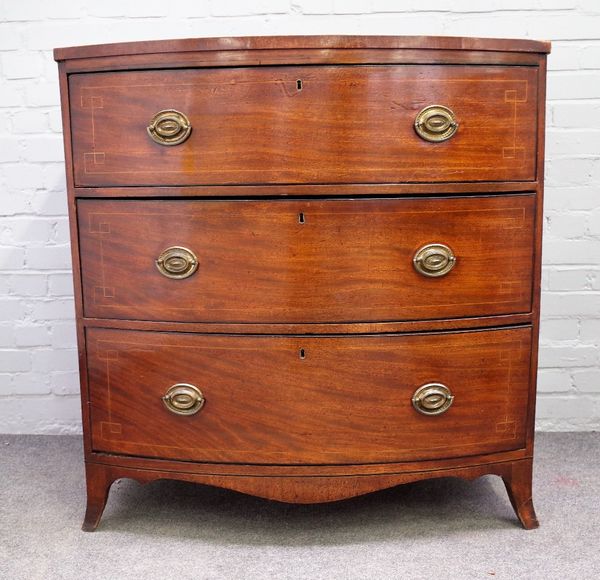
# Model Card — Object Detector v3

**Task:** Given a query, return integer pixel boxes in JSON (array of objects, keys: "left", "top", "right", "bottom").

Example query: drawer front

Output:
[
  {"left": 87, "top": 327, "right": 532, "bottom": 464},
  {"left": 78, "top": 195, "right": 535, "bottom": 323},
  {"left": 70, "top": 65, "right": 538, "bottom": 186}
]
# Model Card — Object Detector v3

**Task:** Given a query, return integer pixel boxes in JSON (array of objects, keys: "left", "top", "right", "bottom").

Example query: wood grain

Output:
[
  {"left": 69, "top": 65, "right": 538, "bottom": 186},
  {"left": 78, "top": 195, "right": 535, "bottom": 323},
  {"left": 54, "top": 35, "right": 551, "bottom": 61},
  {"left": 87, "top": 326, "right": 532, "bottom": 464}
]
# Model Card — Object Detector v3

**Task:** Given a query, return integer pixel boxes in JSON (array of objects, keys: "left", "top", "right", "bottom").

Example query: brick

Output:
[
  {"left": 0, "top": 397, "right": 82, "bottom": 434},
  {"left": 333, "top": 0, "right": 372, "bottom": 14},
  {"left": 0, "top": 247, "right": 25, "bottom": 269},
  {"left": 2, "top": 194, "right": 31, "bottom": 216},
  {"left": 543, "top": 240, "right": 600, "bottom": 265},
  {"left": 44, "top": 1, "right": 85, "bottom": 19},
  {"left": 50, "top": 321, "right": 76, "bottom": 348},
  {"left": 537, "top": 369, "right": 572, "bottom": 393},
  {"left": 2, "top": 218, "right": 53, "bottom": 244},
  {"left": 52, "top": 219, "right": 71, "bottom": 244},
  {"left": 3, "top": 163, "right": 44, "bottom": 190},
  {"left": 535, "top": 396, "right": 599, "bottom": 420},
  {"left": 29, "top": 190, "right": 69, "bottom": 216},
  {"left": 26, "top": 245, "right": 72, "bottom": 269},
  {"left": 0, "top": 324, "right": 14, "bottom": 347},
  {"left": 544, "top": 212, "right": 587, "bottom": 239},
  {"left": 41, "top": 164, "right": 67, "bottom": 193},
  {"left": 0, "top": 136, "right": 21, "bottom": 163},
  {"left": 538, "top": 344, "right": 599, "bottom": 368},
  {"left": 1, "top": 350, "right": 31, "bottom": 372},
  {"left": 587, "top": 210, "right": 600, "bottom": 235},
  {"left": 572, "top": 369, "right": 600, "bottom": 393},
  {"left": 547, "top": 44, "right": 580, "bottom": 71},
  {"left": 211, "top": 0, "right": 288, "bottom": 16},
  {"left": 125, "top": 0, "right": 169, "bottom": 17},
  {"left": 32, "top": 349, "right": 78, "bottom": 372},
  {"left": 540, "top": 318, "right": 579, "bottom": 342},
  {"left": 546, "top": 130, "right": 600, "bottom": 156},
  {"left": 30, "top": 299, "right": 75, "bottom": 321},
  {"left": 546, "top": 157, "right": 600, "bottom": 188},
  {"left": 10, "top": 110, "right": 48, "bottom": 133},
  {"left": 547, "top": 269, "right": 590, "bottom": 292},
  {"left": 580, "top": 319, "right": 600, "bottom": 342},
  {"left": 528, "top": 14, "right": 600, "bottom": 41},
  {"left": 50, "top": 371, "right": 80, "bottom": 395},
  {"left": 48, "top": 273, "right": 74, "bottom": 296},
  {"left": 11, "top": 372, "right": 51, "bottom": 395},
  {"left": 548, "top": 72, "right": 600, "bottom": 100},
  {"left": 552, "top": 103, "right": 600, "bottom": 129},
  {"left": 9, "top": 274, "right": 47, "bottom": 296},
  {"left": 23, "top": 136, "right": 64, "bottom": 162},
  {"left": 0, "top": 23, "right": 20, "bottom": 50},
  {"left": 581, "top": 45, "right": 600, "bottom": 69},
  {"left": 0, "top": 84, "right": 24, "bottom": 107},
  {"left": 15, "top": 325, "right": 51, "bottom": 347},
  {"left": 0, "top": 0, "right": 47, "bottom": 21},
  {"left": 48, "top": 108, "right": 63, "bottom": 133},
  {"left": 545, "top": 187, "right": 600, "bottom": 211},
  {"left": 21, "top": 21, "right": 109, "bottom": 51},
  {"left": 24, "top": 83, "right": 60, "bottom": 107},
  {"left": 291, "top": 0, "right": 333, "bottom": 14},
  {"left": 541, "top": 292, "right": 600, "bottom": 317},
  {"left": 1, "top": 52, "right": 43, "bottom": 79}
]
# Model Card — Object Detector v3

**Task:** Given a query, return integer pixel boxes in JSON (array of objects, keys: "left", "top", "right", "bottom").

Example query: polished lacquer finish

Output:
[{"left": 54, "top": 35, "right": 550, "bottom": 532}]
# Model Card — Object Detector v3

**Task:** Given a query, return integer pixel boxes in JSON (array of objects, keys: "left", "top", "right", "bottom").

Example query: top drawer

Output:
[{"left": 69, "top": 65, "right": 538, "bottom": 187}]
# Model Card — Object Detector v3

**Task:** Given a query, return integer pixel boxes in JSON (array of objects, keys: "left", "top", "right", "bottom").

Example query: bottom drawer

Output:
[{"left": 86, "top": 327, "right": 532, "bottom": 464}]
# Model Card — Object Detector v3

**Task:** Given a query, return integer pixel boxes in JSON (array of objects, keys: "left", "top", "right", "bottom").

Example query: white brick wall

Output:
[{"left": 1, "top": 0, "right": 599, "bottom": 433}]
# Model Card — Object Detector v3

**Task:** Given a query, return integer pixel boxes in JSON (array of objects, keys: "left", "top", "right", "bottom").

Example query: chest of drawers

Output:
[{"left": 54, "top": 35, "right": 550, "bottom": 531}]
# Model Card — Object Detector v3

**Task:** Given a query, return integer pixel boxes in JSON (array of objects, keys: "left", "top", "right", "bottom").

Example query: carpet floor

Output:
[{"left": 0, "top": 433, "right": 598, "bottom": 580}]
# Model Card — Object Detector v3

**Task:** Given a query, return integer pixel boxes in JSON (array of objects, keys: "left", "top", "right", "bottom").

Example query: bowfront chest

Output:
[{"left": 54, "top": 35, "right": 550, "bottom": 531}]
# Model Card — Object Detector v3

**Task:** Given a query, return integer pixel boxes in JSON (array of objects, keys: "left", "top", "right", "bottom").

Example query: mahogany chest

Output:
[{"left": 54, "top": 35, "right": 551, "bottom": 531}]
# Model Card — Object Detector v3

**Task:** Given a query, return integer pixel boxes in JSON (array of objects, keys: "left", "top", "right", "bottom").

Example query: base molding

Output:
[{"left": 82, "top": 457, "right": 538, "bottom": 531}]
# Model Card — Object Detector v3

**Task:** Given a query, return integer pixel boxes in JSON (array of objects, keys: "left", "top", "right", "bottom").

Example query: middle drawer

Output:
[{"left": 78, "top": 195, "right": 535, "bottom": 323}]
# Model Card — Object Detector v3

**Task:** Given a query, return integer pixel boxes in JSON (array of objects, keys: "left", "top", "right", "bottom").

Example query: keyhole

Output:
[
  {"left": 299, "top": 348, "right": 306, "bottom": 359},
  {"left": 298, "top": 212, "right": 305, "bottom": 224},
  {"left": 297, "top": 79, "right": 303, "bottom": 91}
]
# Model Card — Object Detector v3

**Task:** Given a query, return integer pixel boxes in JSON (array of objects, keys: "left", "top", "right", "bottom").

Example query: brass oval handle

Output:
[
  {"left": 413, "top": 243, "right": 456, "bottom": 278},
  {"left": 412, "top": 383, "right": 454, "bottom": 416},
  {"left": 414, "top": 105, "right": 458, "bottom": 142},
  {"left": 156, "top": 246, "right": 198, "bottom": 279},
  {"left": 147, "top": 109, "right": 192, "bottom": 146},
  {"left": 162, "top": 384, "right": 205, "bottom": 416}
]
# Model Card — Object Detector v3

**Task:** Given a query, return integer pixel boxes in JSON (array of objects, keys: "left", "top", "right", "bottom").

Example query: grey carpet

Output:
[{"left": 0, "top": 433, "right": 598, "bottom": 580}]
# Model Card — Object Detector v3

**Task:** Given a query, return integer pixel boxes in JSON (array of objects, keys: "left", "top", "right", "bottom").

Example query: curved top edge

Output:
[{"left": 53, "top": 35, "right": 551, "bottom": 61}]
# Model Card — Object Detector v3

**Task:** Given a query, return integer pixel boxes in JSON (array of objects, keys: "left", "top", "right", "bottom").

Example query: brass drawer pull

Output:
[
  {"left": 162, "top": 384, "right": 205, "bottom": 416},
  {"left": 156, "top": 246, "right": 198, "bottom": 279},
  {"left": 414, "top": 105, "right": 458, "bottom": 142},
  {"left": 147, "top": 109, "right": 192, "bottom": 146},
  {"left": 412, "top": 383, "right": 454, "bottom": 416},
  {"left": 413, "top": 243, "right": 456, "bottom": 277}
]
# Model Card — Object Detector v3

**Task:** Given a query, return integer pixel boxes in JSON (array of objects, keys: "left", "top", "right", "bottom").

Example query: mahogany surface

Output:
[
  {"left": 69, "top": 65, "right": 538, "bottom": 186},
  {"left": 78, "top": 195, "right": 535, "bottom": 323},
  {"left": 54, "top": 35, "right": 549, "bottom": 531},
  {"left": 87, "top": 326, "right": 531, "bottom": 464}
]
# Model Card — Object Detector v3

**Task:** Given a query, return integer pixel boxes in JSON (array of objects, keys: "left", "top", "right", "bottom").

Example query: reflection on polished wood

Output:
[{"left": 54, "top": 35, "right": 550, "bottom": 531}]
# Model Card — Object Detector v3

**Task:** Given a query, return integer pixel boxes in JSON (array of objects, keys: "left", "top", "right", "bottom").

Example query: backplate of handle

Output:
[
  {"left": 414, "top": 105, "right": 458, "bottom": 142},
  {"left": 412, "top": 383, "right": 454, "bottom": 416},
  {"left": 162, "top": 384, "right": 205, "bottom": 416},
  {"left": 413, "top": 243, "right": 456, "bottom": 277},
  {"left": 147, "top": 109, "right": 192, "bottom": 146},
  {"left": 156, "top": 246, "right": 198, "bottom": 279}
]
